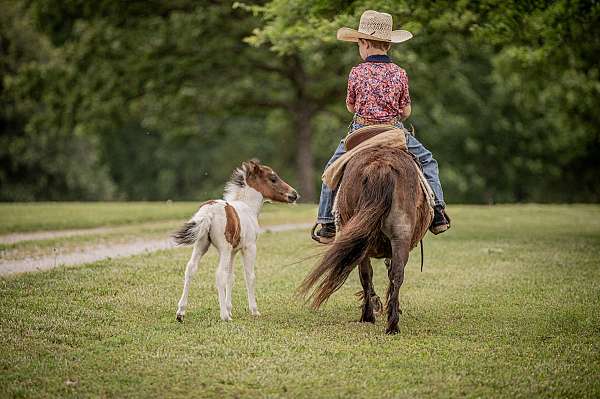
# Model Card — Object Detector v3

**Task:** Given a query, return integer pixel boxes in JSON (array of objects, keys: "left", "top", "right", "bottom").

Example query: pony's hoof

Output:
[
  {"left": 250, "top": 310, "right": 261, "bottom": 317},
  {"left": 385, "top": 326, "right": 400, "bottom": 335},
  {"left": 359, "top": 314, "right": 376, "bottom": 323},
  {"left": 176, "top": 313, "right": 184, "bottom": 323}
]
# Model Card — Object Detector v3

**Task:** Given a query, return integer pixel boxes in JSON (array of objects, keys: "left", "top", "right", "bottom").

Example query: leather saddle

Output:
[{"left": 344, "top": 124, "right": 402, "bottom": 151}]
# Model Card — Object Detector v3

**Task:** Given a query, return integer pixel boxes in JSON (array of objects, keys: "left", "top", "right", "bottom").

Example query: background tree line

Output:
[{"left": 1, "top": 0, "right": 598, "bottom": 203}]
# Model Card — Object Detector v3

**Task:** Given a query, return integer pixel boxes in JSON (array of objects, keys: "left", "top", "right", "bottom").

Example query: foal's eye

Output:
[{"left": 270, "top": 175, "right": 277, "bottom": 183}]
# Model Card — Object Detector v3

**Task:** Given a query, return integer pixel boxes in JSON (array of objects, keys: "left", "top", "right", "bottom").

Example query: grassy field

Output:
[
  {"left": 0, "top": 202, "right": 315, "bottom": 234},
  {"left": 1, "top": 204, "right": 599, "bottom": 397},
  {"left": 0, "top": 203, "right": 315, "bottom": 259}
]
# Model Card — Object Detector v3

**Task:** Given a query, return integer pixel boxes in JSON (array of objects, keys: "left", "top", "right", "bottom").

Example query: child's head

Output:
[
  {"left": 357, "top": 38, "right": 391, "bottom": 60},
  {"left": 337, "top": 10, "right": 413, "bottom": 57}
]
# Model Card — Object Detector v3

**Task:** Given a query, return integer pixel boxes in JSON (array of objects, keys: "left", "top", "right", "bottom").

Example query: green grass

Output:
[
  {"left": 1, "top": 205, "right": 599, "bottom": 398},
  {"left": 0, "top": 202, "right": 316, "bottom": 234},
  {"left": 0, "top": 202, "right": 196, "bottom": 234},
  {"left": 0, "top": 203, "right": 315, "bottom": 259},
  {"left": 0, "top": 220, "right": 179, "bottom": 260}
]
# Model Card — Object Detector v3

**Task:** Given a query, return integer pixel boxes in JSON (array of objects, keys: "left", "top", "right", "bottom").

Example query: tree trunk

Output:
[
  {"left": 294, "top": 106, "right": 315, "bottom": 202},
  {"left": 286, "top": 55, "right": 316, "bottom": 202}
]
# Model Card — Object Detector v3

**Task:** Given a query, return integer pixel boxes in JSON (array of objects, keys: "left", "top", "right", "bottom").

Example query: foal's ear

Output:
[{"left": 243, "top": 159, "right": 261, "bottom": 175}]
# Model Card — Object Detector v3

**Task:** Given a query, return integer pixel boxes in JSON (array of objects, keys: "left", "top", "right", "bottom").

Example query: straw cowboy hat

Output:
[{"left": 337, "top": 10, "right": 412, "bottom": 43}]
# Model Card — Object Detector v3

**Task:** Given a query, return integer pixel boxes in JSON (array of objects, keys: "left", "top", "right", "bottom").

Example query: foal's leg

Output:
[
  {"left": 386, "top": 239, "right": 410, "bottom": 335},
  {"left": 225, "top": 252, "right": 236, "bottom": 319},
  {"left": 216, "top": 250, "right": 233, "bottom": 321},
  {"left": 358, "top": 258, "right": 376, "bottom": 323},
  {"left": 176, "top": 237, "right": 210, "bottom": 322},
  {"left": 242, "top": 244, "right": 260, "bottom": 316}
]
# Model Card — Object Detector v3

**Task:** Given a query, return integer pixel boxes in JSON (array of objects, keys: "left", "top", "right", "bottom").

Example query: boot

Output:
[
  {"left": 311, "top": 222, "right": 336, "bottom": 244},
  {"left": 430, "top": 205, "right": 450, "bottom": 235}
]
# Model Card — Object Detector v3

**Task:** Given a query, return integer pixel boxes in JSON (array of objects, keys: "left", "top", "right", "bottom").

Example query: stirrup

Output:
[
  {"left": 310, "top": 223, "right": 335, "bottom": 245},
  {"left": 429, "top": 209, "right": 451, "bottom": 235}
]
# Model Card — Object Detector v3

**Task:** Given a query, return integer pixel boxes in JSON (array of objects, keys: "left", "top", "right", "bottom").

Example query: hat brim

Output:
[{"left": 337, "top": 27, "right": 413, "bottom": 43}]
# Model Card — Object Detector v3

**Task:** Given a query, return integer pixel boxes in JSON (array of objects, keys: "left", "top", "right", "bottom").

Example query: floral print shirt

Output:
[{"left": 346, "top": 55, "right": 411, "bottom": 121}]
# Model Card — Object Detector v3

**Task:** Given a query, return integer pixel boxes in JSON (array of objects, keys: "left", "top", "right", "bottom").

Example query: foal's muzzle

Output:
[{"left": 287, "top": 190, "right": 299, "bottom": 203}]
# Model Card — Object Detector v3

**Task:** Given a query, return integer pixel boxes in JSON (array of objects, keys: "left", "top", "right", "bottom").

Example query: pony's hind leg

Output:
[
  {"left": 358, "top": 258, "right": 376, "bottom": 323},
  {"left": 385, "top": 239, "right": 410, "bottom": 334},
  {"left": 176, "top": 237, "right": 210, "bottom": 322},
  {"left": 216, "top": 250, "right": 233, "bottom": 321},
  {"left": 369, "top": 262, "right": 383, "bottom": 316}
]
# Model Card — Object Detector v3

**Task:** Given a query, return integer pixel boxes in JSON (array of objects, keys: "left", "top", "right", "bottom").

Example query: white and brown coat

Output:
[{"left": 173, "top": 160, "right": 297, "bottom": 322}]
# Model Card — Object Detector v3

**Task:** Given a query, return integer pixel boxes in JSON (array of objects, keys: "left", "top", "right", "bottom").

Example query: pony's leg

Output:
[
  {"left": 369, "top": 262, "right": 383, "bottom": 316},
  {"left": 216, "top": 250, "right": 233, "bottom": 321},
  {"left": 242, "top": 244, "right": 260, "bottom": 316},
  {"left": 358, "top": 258, "right": 375, "bottom": 323},
  {"left": 225, "top": 253, "right": 235, "bottom": 319},
  {"left": 386, "top": 240, "right": 410, "bottom": 334},
  {"left": 176, "top": 237, "right": 210, "bottom": 322}
]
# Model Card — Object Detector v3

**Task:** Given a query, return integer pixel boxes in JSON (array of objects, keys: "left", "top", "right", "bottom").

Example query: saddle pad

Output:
[{"left": 345, "top": 124, "right": 399, "bottom": 151}]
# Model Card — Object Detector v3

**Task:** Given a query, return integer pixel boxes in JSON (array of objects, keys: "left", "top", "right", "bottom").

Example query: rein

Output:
[{"left": 420, "top": 240, "right": 424, "bottom": 272}]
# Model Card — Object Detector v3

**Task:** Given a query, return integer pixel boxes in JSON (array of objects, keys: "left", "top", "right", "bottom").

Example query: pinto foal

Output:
[{"left": 173, "top": 160, "right": 298, "bottom": 322}]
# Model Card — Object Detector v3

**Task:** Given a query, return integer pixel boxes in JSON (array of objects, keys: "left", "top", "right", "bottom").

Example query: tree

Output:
[
  {"left": 3, "top": 0, "right": 598, "bottom": 202},
  {"left": 23, "top": 0, "right": 296, "bottom": 200},
  {"left": 0, "top": 1, "right": 115, "bottom": 200},
  {"left": 247, "top": 0, "right": 600, "bottom": 202}
]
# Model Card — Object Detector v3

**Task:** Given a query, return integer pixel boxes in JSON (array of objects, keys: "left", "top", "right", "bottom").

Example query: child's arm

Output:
[
  {"left": 346, "top": 102, "right": 356, "bottom": 113},
  {"left": 400, "top": 104, "right": 411, "bottom": 120},
  {"left": 346, "top": 68, "right": 357, "bottom": 114},
  {"left": 399, "top": 69, "right": 411, "bottom": 120}
]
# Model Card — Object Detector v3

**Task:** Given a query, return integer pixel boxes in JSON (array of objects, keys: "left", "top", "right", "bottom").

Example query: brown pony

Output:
[{"left": 299, "top": 146, "right": 431, "bottom": 334}]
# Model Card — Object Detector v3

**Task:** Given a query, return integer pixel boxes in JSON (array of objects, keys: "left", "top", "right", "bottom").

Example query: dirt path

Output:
[
  {"left": 0, "top": 221, "right": 176, "bottom": 245},
  {"left": 0, "top": 223, "right": 313, "bottom": 276}
]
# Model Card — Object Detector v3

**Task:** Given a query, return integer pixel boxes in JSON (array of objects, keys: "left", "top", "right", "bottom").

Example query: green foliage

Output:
[
  {"left": 0, "top": 2, "right": 115, "bottom": 200},
  {"left": 1, "top": 0, "right": 598, "bottom": 202},
  {"left": 242, "top": 0, "right": 600, "bottom": 202}
]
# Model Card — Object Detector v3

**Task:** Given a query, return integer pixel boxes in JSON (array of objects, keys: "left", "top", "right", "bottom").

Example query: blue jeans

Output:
[{"left": 316, "top": 121, "right": 446, "bottom": 224}]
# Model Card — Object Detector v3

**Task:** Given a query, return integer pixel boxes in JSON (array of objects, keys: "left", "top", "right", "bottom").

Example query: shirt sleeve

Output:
[
  {"left": 398, "top": 69, "right": 411, "bottom": 110},
  {"left": 346, "top": 68, "right": 357, "bottom": 106}
]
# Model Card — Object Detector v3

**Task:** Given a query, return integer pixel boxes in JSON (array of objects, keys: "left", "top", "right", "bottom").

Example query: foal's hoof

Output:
[
  {"left": 250, "top": 310, "right": 261, "bottom": 317},
  {"left": 220, "top": 314, "right": 232, "bottom": 322},
  {"left": 176, "top": 314, "right": 184, "bottom": 323}
]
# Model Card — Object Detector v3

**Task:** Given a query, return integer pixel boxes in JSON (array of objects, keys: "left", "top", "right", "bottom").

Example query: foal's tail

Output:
[
  {"left": 172, "top": 215, "right": 212, "bottom": 246},
  {"left": 299, "top": 167, "right": 395, "bottom": 309}
]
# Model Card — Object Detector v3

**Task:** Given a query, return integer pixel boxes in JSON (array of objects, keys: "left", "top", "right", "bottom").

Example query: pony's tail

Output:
[
  {"left": 172, "top": 216, "right": 211, "bottom": 246},
  {"left": 298, "top": 167, "right": 396, "bottom": 309}
]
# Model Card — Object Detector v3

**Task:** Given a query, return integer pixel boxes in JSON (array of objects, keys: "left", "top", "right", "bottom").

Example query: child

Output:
[{"left": 314, "top": 10, "right": 450, "bottom": 243}]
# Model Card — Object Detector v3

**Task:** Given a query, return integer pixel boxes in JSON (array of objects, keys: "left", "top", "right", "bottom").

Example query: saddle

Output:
[{"left": 345, "top": 124, "right": 400, "bottom": 151}]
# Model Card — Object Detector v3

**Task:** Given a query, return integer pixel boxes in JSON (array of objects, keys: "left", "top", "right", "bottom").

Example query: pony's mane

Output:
[{"left": 223, "top": 166, "right": 247, "bottom": 201}]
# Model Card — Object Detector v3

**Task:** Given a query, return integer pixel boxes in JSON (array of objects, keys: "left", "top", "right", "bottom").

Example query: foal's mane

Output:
[{"left": 223, "top": 166, "right": 247, "bottom": 201}]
